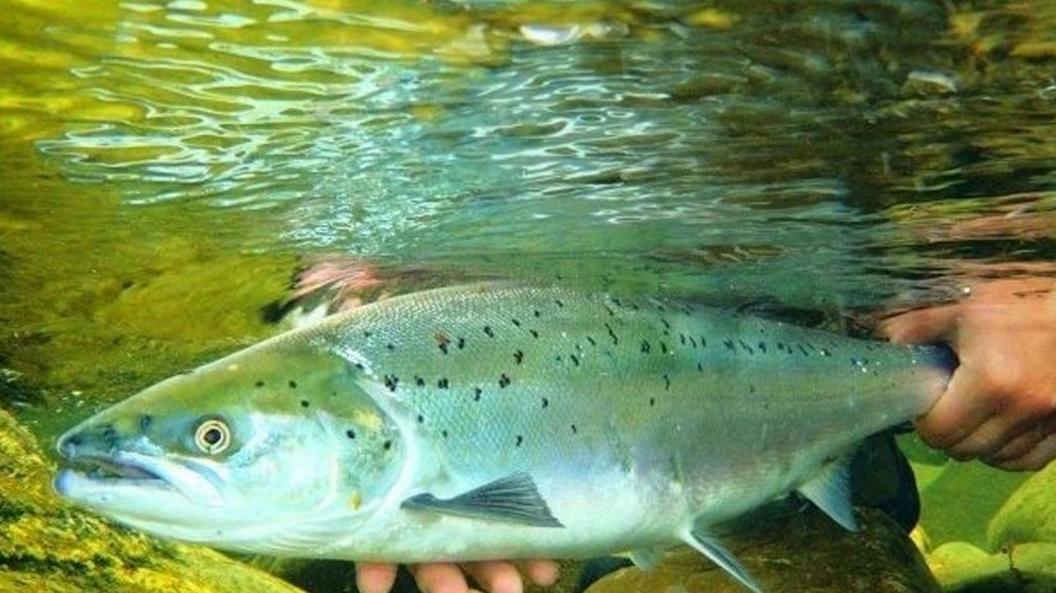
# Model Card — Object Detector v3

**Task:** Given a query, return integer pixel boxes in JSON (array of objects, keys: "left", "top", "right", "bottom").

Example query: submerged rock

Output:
[
  {"left": 0, "top": 409, "right": 300, "bottom": 593},
  {"left": 928, "top": 541, "right": 1056, "bottom": 593},
  {"left": 586, "top": 507, "right": 940, "bottom": 593},
  {"left": 989, "top": 462, "right": 1056, "bottom": 549}
]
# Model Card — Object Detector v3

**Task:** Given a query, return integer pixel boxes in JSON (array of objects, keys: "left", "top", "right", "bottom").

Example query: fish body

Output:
[{"left": 54, "top": 284, "right": 952, "bottom": 591}]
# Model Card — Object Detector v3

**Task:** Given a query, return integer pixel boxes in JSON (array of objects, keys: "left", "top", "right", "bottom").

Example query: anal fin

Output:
[
  {"left": 681, "top": 529, "right": 761, "bottom": 593},
  {"left": 797, "top": 457, "right": 858, "bottom": 531},
  {"left": 401, "top": 472, "right": 563, "bottom": 528}
]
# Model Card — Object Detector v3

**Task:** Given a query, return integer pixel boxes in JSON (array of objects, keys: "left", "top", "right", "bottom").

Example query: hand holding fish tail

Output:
[
  {"left": 880, "top": 277, "right": 1056, "bottom": 471},
  {"left": 355, "top": 560, "right": 558, "bottom": 593}
]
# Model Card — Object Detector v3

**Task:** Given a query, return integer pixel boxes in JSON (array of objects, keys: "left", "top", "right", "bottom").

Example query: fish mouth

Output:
[
  {"left": 66, "top": 455, "right": 166, "bottom": 482},
  {"left": 55, "top": 451, "right": 225, "bottom": 508}
]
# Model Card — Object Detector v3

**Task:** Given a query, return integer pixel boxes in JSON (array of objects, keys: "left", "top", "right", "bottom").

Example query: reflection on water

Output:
[{"left": 1, "top": 0, "right": 1054, "bottom": 401}]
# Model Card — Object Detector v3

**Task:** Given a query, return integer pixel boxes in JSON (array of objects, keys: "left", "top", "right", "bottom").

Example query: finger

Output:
[
  {"left": 945, "top": 417, "right": 1019, "bottom": 460},
  {"left": 986, "top": 427, "right": 1046, "bottom": 465},
  {"left": 878, "top": 305, "right": 961, "bottom": 344},
  {"left": 518, "top": 560, "right": 559, "bottom": 587},
  {"left": 412, "top": 563, "right": 469, "bottom": 593},
  {"left": 462, "top": 561, "right": 522, "bottom": 593},
  {"left": 916, "top": 367, "right": 994, "bottom": 449},
  {"left": 356, "top": 563, "right": 398, "bottom": 593},
  {"left": 997, "top": 432, "right": 1056, "bottom": 471}
]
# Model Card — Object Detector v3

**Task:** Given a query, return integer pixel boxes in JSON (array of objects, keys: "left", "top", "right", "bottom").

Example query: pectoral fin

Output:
[
  {"left": 797, "top": 458, "right": 858, "bottom": 531},
  {"left": 681, "top": 529, "right": 761, "bottom": 593},
  {"left": 628, "top": 547, "right": 667, "bottom": 571},
  {"left": 401, "top": 472, "right": 563, "bottom": 528}
]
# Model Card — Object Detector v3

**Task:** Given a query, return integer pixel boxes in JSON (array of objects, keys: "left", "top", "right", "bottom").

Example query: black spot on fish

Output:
[
  {"left": 529, "top": 329, "right": 539, "bottom": 338},
  {"left": 574, "top": 342, "right": 582, "bottom": 351},
  {"left": 442, "top": 430, "right": 449, "bottom": 439},
  {"left": 650, "top": 397, "right": 656, "bottom": 406},
  {"left": 758, "top": 342, "right": 767, "bottom": 353},
  {"left": 386, "top": 343, "right": 395, "bottom": 351},
  {"left": 439, "top": 342, "right": 449, "bottom": 355},
  {"left": 554, "top": 299, "right": 564, "bottom": 308},
  {"left": 499, "top": 374, "right": 511, "bottom": 388},
  {"left": 570, "top": 354, "right": 580, "bottom": 366},
  {"left": 484, "top": 326, "right": 494, "bottom": 338},
  {"left": 777, "top": 342, "right": 786, "bottom": 351},
  {"left": 689, "top": 336, "right": 697, "bottom": 348},
  {"left": 289, "top": 380, "right": 298, "bottom": 389},
  {"left": 739, "top": 340, "right": 753, "bottom": 354},
  {"left": 571, "top": 424, "right": 578, "bottom": 434},
  {"left": 301, "top": 400, "right": 310, "bottom": 408},
  {"left": 457, "top": 337, "right": 466, "bottom": 349},
  {"left": 363, "top": 331, "right": 373, "bottom": 338},
  {"left": 254, "top": 380, "right": 265, "bottom": 388},
  {"left": 534, "top": 310, "right": 541, "bottom": 318},
  {"left": 346, "top": 429, "right": 356, "bottom": 439},
  {"left": 798, "top": 344, "right": 809, "bottom": 356},
  {"left": 641, "top": 340, "right": 651, "bottom": 354},
  {"left": 660, "top": 341, "right": 669, "bottom": 354},
  {"left": 474, "top": 387, "right": 483, "bottom": 401},
  {"left": 516, "top": 435, "right": 523, "bottom": 447},
  {"left": 514, "top": 350, "right": 524, "bottom": 364},
  {"left": 605, "top": 323, "right": 619, "bottom": 345},
  {"left": 657, "top": 304, "right": 666, "bottom": 312},
  {"left": 821, "top": 348, "right": 832, "bottom": 357},
  {"left": 663, "top": 374, "right": 671, "bottom": 390},
  {"left": 413, "top": 375, "right": 424, "bottom": 387},
  {"left": 542, "top": 397, "right": 549, "bottom": 408},
  {"left": 697, "top": 362, "right": 703, "bottom": 372},
  {"left": 438, "top": 377, "right": 449, "bottom": 389},
  {"left": 661, "top": 318, "right": 671, "bottom": 329},
  {"left": 680, "top": 333, "right": 686, "bottom": 346},
  {"left": 354, "top": 362, "right": 364, "bottom": 371},
  {"left": 384, "top": 375, "right": 399, "bottom": 392},
  {"left": 604, "top": 305, "right": 615, "bottom": 316},
  {"left": 139, "top": 415, "right": 153, "bottom": 431},
  {"left": 612, "top": 297, "right": 622, "bottom": 306},
  {"left": 700, "top": 336, "right": 707, "bottom": 347},
  {"left": 749, "top": 384, "right": 756, "bottom": 394},
  {"left": 555, "top": 355, "right": 563, "bottom": 362},
  {"left": 512, "top": 318, "right": 521, "bottom": 327},
  {"left": 586, "top": 335, "right": 596, "bottom": 346},
  {"left": 417, "top": 414, "right": 424, "bottom": 423},
  {"left": 383, "top": 440, "right": 392, "bottom": 451},
  {"left": 724, "top": 339, "right": 735, "bottom": 351}
]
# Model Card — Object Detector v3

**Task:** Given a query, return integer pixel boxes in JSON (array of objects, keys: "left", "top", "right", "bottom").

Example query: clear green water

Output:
[{"left": 1, "top": 0, "right": 1055, "bottom": 576}]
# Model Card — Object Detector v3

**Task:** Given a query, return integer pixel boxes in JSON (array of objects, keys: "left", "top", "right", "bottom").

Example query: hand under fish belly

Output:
[{"left": 53, "top": 283, "right": 953, "bottom": 592}]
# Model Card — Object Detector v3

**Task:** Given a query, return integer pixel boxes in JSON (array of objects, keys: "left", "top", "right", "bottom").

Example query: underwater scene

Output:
[{"left": 2, "top": 0, "right": 1056, "bottom": 591}]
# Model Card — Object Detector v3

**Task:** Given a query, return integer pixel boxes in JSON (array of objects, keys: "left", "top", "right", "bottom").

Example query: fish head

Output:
[{"left": 53, "top": 332, "right": 403, "bottom": 553}]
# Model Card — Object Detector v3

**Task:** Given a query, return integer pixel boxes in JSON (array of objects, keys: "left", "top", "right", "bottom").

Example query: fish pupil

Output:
[{"left": 204, "top": 428, "right": 222, "bottom": 445}]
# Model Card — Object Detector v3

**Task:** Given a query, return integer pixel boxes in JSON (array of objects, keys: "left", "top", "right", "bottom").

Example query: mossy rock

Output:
[
  {"left": 586, "top": 507, "right": 940, "bottom": 593},
  {"left": 928, "top": 541, "right": 1056, "bottom": 593},
  {"left": 0, "top": 408, "right": 301, "bottom": 593},
  {"left": 989, "top": 463, "right": 1056, "bottom": 550}
]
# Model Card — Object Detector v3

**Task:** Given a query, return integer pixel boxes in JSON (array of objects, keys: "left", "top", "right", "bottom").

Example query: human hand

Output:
[
  {"left": 879, "top": 278, "right": 1056, "bottom": 471},
  {"left": 355, "top": 560, "right": 559, "bottom": 593}
]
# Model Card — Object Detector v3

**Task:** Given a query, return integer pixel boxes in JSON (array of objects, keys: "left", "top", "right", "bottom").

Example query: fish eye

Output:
[{"left": 194, "top": 419, "right": 231, "bottom": 455}]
